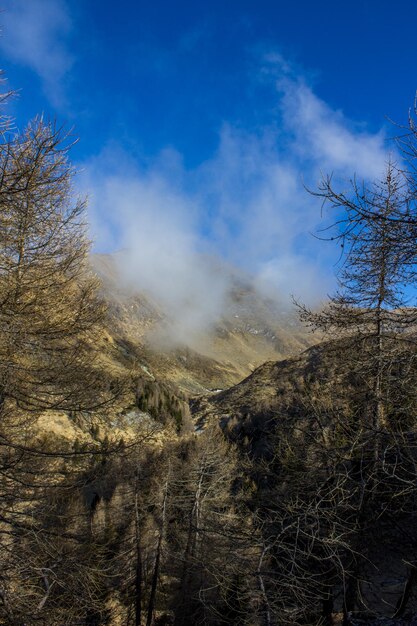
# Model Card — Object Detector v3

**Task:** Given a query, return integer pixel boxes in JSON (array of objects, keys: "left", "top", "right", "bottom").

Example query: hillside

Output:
[
  {"left": 190, "top": 341, "right": 346, "bottom": 443},
  {"left": 190, "top": 343, "right": 326, "bottom": 426},
  {"left": 191, "top": 342, "right": 417, "bottom": 622},
  {"left": 91, "top": 253, "right": 317, "bottom": 394}
]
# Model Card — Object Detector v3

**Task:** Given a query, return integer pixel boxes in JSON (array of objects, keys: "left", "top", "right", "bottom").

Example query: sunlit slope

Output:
[{"left": 91, "top": 253, "right": 317, "bottom": 393}]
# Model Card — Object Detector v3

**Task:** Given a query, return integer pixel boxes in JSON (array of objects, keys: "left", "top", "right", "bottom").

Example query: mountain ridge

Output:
[{"left": 91, "top": 252, "right": 318, "bottom": 394}]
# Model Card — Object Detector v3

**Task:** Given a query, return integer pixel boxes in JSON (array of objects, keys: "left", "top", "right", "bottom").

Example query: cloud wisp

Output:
[
  {"left": 0, "top": 0, "right": 73, "bottom": 107},
  {"left": 84, "top": 156, "right": 231, "bottom": 346},
  {"left": 85, "top": 59, "right": 391, "bottom": 344}
]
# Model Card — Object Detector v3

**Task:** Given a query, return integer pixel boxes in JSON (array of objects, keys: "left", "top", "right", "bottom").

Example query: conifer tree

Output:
[
  {"left": 299, "top": 160, "right": 417, "bottom": 436},
  {"left": 0, "top": 117, "right": 124, "bottom": 624},
  {"left": 293, "top": 161, "right": 417, "bottom": 621}
]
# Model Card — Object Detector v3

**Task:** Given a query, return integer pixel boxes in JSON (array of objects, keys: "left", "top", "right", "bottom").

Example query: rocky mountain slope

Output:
[
  {"left": 190, "top": 342, "right": 339, "bottom": 438},
  {"left": 91, "top": 253, "right": 317, "bottom": 394}
]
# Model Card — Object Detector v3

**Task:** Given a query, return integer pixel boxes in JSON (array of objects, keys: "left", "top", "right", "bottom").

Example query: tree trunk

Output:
[
  {"left": 174, "top": 464, "right": 205, "bottom": 626},
  {"left": 393, "top": 564, "right": 417, "bottom": 618},
  {"left": 257, "top": 545, "right": 271, "bottom": 626},
  {"left": 146, "top": 475, "right": 169, "bottom": 626},
  {"left": 134, "top": 488, "right": 143, "bottom": 626}
]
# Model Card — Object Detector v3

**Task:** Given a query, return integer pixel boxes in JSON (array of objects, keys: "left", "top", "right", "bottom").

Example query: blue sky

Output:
[
  {"left": 2, "top": 0, "right": 416, "bottom": 162},
  {"left": 0, "top": 0, "right": 415, "bottom": 325}
]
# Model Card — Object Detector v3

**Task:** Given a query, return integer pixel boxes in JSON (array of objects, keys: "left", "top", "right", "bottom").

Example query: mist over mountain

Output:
[
  {"left": 91, "top": 252, "right": 316, "bottom": 393},
  {"left": 4, "top": 2, "right": 417, "bottom": 623},
  {"left": 84, "top": 58, "right": 390, "bottom": 320}
]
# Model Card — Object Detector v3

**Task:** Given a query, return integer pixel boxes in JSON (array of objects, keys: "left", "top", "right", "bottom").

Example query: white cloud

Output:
[
  {"left": 83, "top": 147, "right": 230, "bottom": 346},
  {"left": 84, "top": 59, "right": 391, "bottom": 342},
  {"left": 278, "top": 76, "right": 388, "bottom": 180},
  {"left": 0, "top": 0, "right": 73, "bottom": 106}
]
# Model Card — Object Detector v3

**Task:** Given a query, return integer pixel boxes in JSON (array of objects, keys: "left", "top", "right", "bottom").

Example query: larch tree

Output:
[
  {"left": 299, "top": 160, "right": 417, "bottom": 438},
  {"left": 293, "top": 160, "right": 417, "bottom": 622},
  {"left": 0, "top": 117, "right": 125, "bottom": 624},
  {"left": 0, "top": 118, "right": 118, "bottom": 422}
]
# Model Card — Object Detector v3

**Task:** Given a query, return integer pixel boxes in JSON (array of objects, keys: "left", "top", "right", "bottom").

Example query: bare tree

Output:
[
  {"left": 289, "top": 161, "right": 417, "bottom": 622},
  {"left": 0, "top": 117, "right": 128, "bottom": 624},
  {"left": 299, "top": 160, "right": 417, "bottom": 439}
]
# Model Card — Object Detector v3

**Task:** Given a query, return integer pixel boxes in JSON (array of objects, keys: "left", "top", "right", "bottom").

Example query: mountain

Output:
[
  {"left": 91, "top": 253, "right": 317, "bottom": 395},
  {"left": 191, "top": 342, "right": 417, "bottom": 621},
  {"left": 190, "top": 342, "right": 335, "bottom": 435}
]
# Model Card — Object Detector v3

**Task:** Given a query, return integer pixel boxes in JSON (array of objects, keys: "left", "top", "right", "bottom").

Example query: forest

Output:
[{"left": 2, "top": 73, "right": 417, "bottom": 626}]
